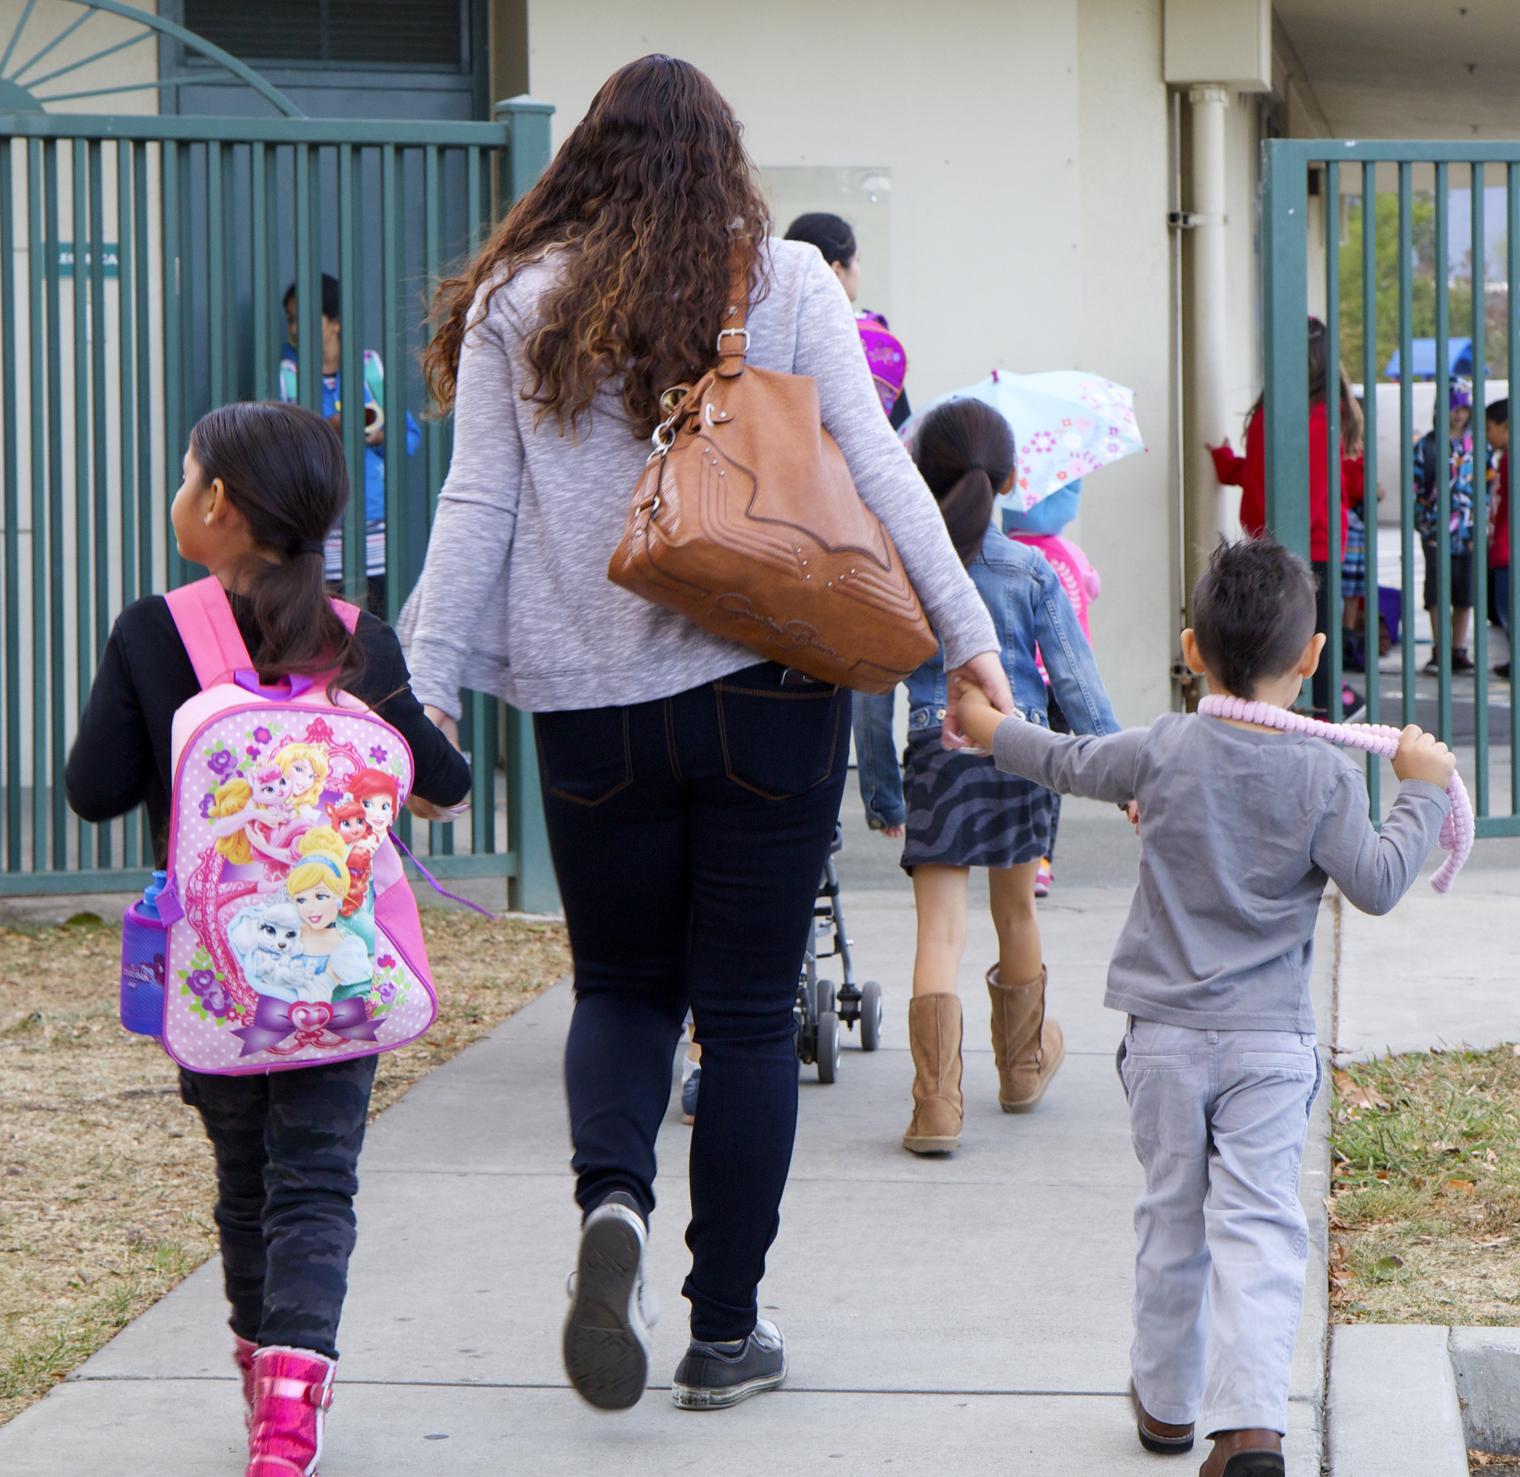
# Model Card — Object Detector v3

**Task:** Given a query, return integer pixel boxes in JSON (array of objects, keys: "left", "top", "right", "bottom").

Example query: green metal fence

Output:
[
  {"left": 1262, "top": 139, "right": 1520, "bottom": 837},
  {"left": 0, "top": 100, "right": 559, "bottom": 904}
]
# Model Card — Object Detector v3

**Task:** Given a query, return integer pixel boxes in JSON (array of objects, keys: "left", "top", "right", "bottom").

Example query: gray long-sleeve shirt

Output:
[
  {"left": 398, "top": 239, "right": 997, "bottom": 717},
  {"left": 992, "top": 711, "right": 1451, "bottom": 1031}
]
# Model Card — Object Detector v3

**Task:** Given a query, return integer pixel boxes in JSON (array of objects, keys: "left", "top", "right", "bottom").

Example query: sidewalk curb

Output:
[{"left": 1327, "top": 1326, "right": 1468, "bottom": 1476}]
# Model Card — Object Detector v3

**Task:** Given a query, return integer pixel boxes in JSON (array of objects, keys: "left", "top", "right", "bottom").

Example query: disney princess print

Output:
[{"left": 167, "top": 708, "right": 424, "bottom": 1068}]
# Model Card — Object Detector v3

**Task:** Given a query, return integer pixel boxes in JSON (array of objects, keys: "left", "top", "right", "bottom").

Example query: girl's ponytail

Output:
[
  {"left": 933, "top": 468, "right": 999, "bottom": 565},
  {"left": 189, "top": 402, "right": 365, "bottom": 695},
  {"left": 912, "top": 398, "right": 1016, "bottom": 567}
]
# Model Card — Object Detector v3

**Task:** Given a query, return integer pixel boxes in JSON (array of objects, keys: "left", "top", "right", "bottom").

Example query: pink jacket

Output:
[{"left": 1010, "top": 533, "right": 1101, "bottom": 639}]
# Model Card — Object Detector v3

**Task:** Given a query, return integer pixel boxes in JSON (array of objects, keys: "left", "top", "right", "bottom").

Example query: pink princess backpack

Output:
[
  {"left": 856, "top": 311, "right": 908, "bottom": 417},
  {"left": 148, "top": 577, "right": 438, "bottom": 1074}
]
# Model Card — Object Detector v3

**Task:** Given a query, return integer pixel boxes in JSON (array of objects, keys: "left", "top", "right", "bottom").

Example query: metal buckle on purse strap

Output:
[
  {"left": 716, "top": 327, "right": 750, "bottom": 354},
  {"left": 649, "top": 382, "right": 697, "bottom": 459}
]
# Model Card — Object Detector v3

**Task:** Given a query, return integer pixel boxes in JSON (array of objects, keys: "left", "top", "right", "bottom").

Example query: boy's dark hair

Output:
[
  {"left": 784, "top": 212, "right": 857, "bottom": 270},
  {"left": 1191, "top": 536, "right": 1317, "bottom": 699},
  {"left": 189, "top": 401, "right": 364, "bottom": 695},
  {"left": 282, "top": 272, "right": 342, "bottom": 322},
  {"left": 1488, "top": 397, "right": 1509, "bottom": 425},
  {"left": 913, "top": 398, "right": 1015, "bottom": 566}
]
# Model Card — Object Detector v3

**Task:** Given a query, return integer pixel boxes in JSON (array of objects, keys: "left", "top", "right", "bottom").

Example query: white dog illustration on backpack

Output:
[{"left": 228, "top": 901, "right": 330, "bottom": 1004}]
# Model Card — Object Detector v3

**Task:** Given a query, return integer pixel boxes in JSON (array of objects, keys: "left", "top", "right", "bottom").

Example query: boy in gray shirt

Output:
[{"left": 958, "top": 537, "right": 1454, "bottom": 1477}]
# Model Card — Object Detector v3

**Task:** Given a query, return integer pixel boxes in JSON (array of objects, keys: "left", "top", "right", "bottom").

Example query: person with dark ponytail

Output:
[
  {"left": 786, "top": 212, "right": 914, "bottom": 839},
  {"left": 66, "top": 401, "right": 469, "bottom": 1468},
  {"left": 884, "top": 398, "right": 1121, "bottom": 1155}
]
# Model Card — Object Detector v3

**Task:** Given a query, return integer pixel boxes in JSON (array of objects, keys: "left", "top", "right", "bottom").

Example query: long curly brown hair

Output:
[{"left": 422, "top": 55, "right": 771, "bottom": 437}]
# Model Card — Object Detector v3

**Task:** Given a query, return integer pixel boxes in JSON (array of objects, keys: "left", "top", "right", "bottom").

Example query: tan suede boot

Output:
[
  {"left": 903, "top": 993, "right": 964, "bottom": 1154},
  {"left": 986, "top": 965, "right": 1064, "bottom": 1112}
]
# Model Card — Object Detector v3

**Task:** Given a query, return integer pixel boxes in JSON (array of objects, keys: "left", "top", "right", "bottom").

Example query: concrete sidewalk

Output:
[{"left": 0, "top": 803, "right": 1330, "bottom": 1475}]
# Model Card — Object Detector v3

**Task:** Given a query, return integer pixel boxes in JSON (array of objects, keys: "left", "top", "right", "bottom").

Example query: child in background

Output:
[
  {"left": 1340, "top": 396, "right": 1373, "bottom": 672},
  {"left": 885, "top": 399, "right": 1120, "bottom": 1155},
  {"left": 1485, "top": 399, "right": 1512, "bottom": 679},
  {"left": 1415, "top": 379, "right": 1477, "bottom": 672},
  {"left": 65, "top": 402, "right": 470, "bottom": 1476},
  {"left": 787, "top": 211, "right": 913, "bottom": 841},
  {"left": 1003, "top": 481, "right": 1103, "bottom": 897},
  {"left": 1210, "top": 316, "right": 1365, "bottom": 715},
  {"left": 957, "top": 537, "right": 1453, "bottom": 1477}
]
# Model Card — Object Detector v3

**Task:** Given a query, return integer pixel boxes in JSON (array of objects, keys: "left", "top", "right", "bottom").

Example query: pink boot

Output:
[
  {"left": 233, "top": 1335, "right": 258, "bottom": 1426},
  {"left": 246, "top": 1346, "right": 336, "bottom": 1477}
]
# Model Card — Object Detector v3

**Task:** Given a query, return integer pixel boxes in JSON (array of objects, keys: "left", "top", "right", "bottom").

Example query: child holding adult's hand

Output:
[{"left": 958, "top": 536, "right": 1453, "bottom": 1477}]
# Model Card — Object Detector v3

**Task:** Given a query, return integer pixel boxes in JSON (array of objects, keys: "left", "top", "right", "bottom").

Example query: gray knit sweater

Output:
[{"left": 399, "top": 239, "right": 997, "bottom": 717}]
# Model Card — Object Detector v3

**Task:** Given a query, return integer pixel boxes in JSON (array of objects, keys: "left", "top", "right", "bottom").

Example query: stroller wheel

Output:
[
  {"left": 814, "top": 980, "right": 836, "bottom": 1021},
  {"left": 816, "top": 1011, "right": 841, "bottom": 1084},
  {"left": 859, "top": 981, "right": 883, "bottom": 1052}
]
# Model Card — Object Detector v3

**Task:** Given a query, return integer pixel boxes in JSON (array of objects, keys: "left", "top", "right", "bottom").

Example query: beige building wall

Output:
[{"left": 522, "top": 0, "right": 1178, "bottom": 724}]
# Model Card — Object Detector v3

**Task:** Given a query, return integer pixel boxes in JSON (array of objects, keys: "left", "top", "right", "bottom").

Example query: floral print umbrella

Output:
[{"left": 904, "top": 369, "right": 1145, "bottom": 511}]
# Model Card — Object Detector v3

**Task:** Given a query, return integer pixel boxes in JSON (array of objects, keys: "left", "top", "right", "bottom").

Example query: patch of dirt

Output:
[{"left": 0, "top": 910, "right": 568, "bottom": 1425}]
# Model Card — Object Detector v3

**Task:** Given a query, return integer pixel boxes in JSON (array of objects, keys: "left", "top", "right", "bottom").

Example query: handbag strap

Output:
[{"left": 715, "top": 255, "right": 755, "bottom": 380}]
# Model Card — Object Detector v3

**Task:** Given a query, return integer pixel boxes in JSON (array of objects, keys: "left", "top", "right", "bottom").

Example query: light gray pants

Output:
[{"left": 1117, "top": 1018, "right": 1321, "bottom": 1437}]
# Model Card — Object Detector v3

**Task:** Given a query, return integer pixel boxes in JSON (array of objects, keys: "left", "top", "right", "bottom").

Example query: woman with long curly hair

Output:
[{"left": 401, "top": 54, "right": 1010, "bottom": 1414}]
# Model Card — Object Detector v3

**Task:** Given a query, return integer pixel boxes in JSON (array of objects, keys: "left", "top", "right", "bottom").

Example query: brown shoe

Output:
[
  {"left": 1129, "top": 1381, "right": 1194, "bottom": 1454},
  {"left": 986, "top": 966, "right": 1064, "bottom": 1112},
  {"left": 903, "top": 994, "right": 963, "bottom": 1154},
  {"left": 1200, "top": 1430, "right": 1284, "bottom": 1477}
]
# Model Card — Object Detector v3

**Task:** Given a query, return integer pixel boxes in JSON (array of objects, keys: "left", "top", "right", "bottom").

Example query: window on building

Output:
[{"left": 181, "top": 0, "right": 468, "bottom": 70}]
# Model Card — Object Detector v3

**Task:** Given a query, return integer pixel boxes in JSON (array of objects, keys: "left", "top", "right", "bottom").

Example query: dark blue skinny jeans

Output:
[
  {"left": 535, "top": 661, "right": 850, "bottom": 1342},
  {"left": 179, "top": 1055, "right": 376, "bottom": 1360}
]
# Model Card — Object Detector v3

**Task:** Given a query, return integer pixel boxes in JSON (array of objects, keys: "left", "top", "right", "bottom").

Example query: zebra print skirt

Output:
[{"left": 899, "top": 732, "right": 1057, "bottom": 872}]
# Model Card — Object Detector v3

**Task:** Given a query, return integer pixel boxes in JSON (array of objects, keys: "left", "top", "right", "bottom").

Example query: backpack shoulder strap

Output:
[
  {"left": 331, "top": 598, "right": 361, "bottom": 635},
  {"left": 164, "top": 577, "right": 254, "bottom": 690},
  {"left": 166, "top": 579, "right": 362, "bottom": 694}
]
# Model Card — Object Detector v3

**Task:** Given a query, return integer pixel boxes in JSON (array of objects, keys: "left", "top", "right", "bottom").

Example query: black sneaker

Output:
[
  {"left": 671, "top": 1318, "right": 787, "bottom": 1410},
  {"left": 1498, "top": 662, "right": 1512, "bottom": 680},
  {"left": 562, "top": 1192, "right": 650, "bottom": 1411},
  {"left": 1452, "top": 647, "right": 1476, "bottom": 672}
]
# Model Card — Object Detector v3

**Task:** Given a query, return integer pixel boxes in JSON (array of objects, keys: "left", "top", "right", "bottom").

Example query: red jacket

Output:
[
  {"left": 1491, "top": 451, "right": 1510, "bottom": 570},
  {"left": 1213, "top": 403, "right": 1362, "bottom": 563}
]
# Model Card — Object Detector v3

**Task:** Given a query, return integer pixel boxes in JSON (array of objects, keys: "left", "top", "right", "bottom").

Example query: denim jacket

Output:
[{"left": 853, "top": 524, "right": 1119, "bottom": 828}]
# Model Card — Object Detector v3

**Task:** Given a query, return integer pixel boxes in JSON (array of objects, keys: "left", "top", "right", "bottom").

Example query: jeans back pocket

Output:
[
  {"left": 714, "top": 666, "right": 845, "bottom": 800},
  {"left": 536, "top": 707, "right": 634, "bottom": 808}
]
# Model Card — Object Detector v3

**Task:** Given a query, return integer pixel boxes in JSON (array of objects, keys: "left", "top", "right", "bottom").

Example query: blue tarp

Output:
[{"left": 1383, "top": 338, "right": 1479, "bottom": 379}]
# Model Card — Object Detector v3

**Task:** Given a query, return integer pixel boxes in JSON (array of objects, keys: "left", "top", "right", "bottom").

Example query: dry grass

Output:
[
  {"left": 0, "top": 908, "right": 568, "bottom": 1427},
  {"left": 1470, "top": 1454, "right": 1520, "bottom": 1473},
  {"left": 1330, "top": 1047, "right": 1520, "bottom": 1326}
]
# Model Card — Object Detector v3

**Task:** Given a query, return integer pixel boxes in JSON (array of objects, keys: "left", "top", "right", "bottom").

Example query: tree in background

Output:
[{"left": 1337, "top": 192, "right": 1500, "bottom": 384}]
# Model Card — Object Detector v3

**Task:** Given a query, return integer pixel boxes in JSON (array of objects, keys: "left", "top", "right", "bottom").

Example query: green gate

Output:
[
  {"left": 0, "top": 10, "right": 557, "bottom": 904},
  {"left": 1262, "top": 139, "right": 1520, "bottom": 836}
]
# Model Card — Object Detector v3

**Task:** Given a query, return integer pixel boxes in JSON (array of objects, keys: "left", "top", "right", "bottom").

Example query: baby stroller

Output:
[{"left": 796, "top": 824, "right": 884, "bottom": 1083}]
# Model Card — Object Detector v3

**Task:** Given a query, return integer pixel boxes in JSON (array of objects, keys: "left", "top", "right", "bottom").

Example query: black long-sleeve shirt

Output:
[{"left": 66, "top": 594, "right": 472, "bottom": 866}]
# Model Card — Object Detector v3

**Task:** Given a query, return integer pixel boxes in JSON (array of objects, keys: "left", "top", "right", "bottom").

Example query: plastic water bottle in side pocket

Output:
[{"left": 120, "top": 870, "right": 169, "bottom": 1035}]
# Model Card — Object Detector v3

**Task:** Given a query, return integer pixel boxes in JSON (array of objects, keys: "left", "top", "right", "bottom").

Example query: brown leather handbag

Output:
[{"left": 606, "top": 268, "right": 938, "bottom": 694}]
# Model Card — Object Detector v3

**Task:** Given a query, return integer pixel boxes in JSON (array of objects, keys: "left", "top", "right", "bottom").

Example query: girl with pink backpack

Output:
[{"left": 66, "top": 402, "right": 470, "bottom": 1475}]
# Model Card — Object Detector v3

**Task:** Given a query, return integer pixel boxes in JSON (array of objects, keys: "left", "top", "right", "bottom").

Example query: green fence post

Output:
[
  {"left": 1471, "top": 167, "right": 1489, "bottom": 815},
  {"left": 1361, "top": 161, "right": 1381, "bottom": 819},
  {"left": 506, "top": 706, "right": 556, "bottom": 915},
  {"left": 1325, "top": 160, "right": 1343, "bottom": 721},
  {"left": 494, "top": 95, "right": 553, "bottom": 202},
  {"left": 492, "top": 95, "right": 557, "bottom": 914},
  {"left": 1261, "top": 142, "right": 1311, "bottom": 562}
]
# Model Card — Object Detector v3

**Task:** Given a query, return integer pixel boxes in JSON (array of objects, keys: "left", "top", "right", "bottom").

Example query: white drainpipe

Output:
[{"left": 1184, "top": 83, "right": 1231, "bottom": 603}]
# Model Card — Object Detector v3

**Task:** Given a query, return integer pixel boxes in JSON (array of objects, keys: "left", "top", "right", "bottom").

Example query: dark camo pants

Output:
[{"left": 179, "top": 1055, "right": 377, "bottom": 1360}]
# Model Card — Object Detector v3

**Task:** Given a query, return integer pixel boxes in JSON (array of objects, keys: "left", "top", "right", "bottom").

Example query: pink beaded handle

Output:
[{"left": 1197, "top": 695, "right": 1474, "bottom": 894}]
